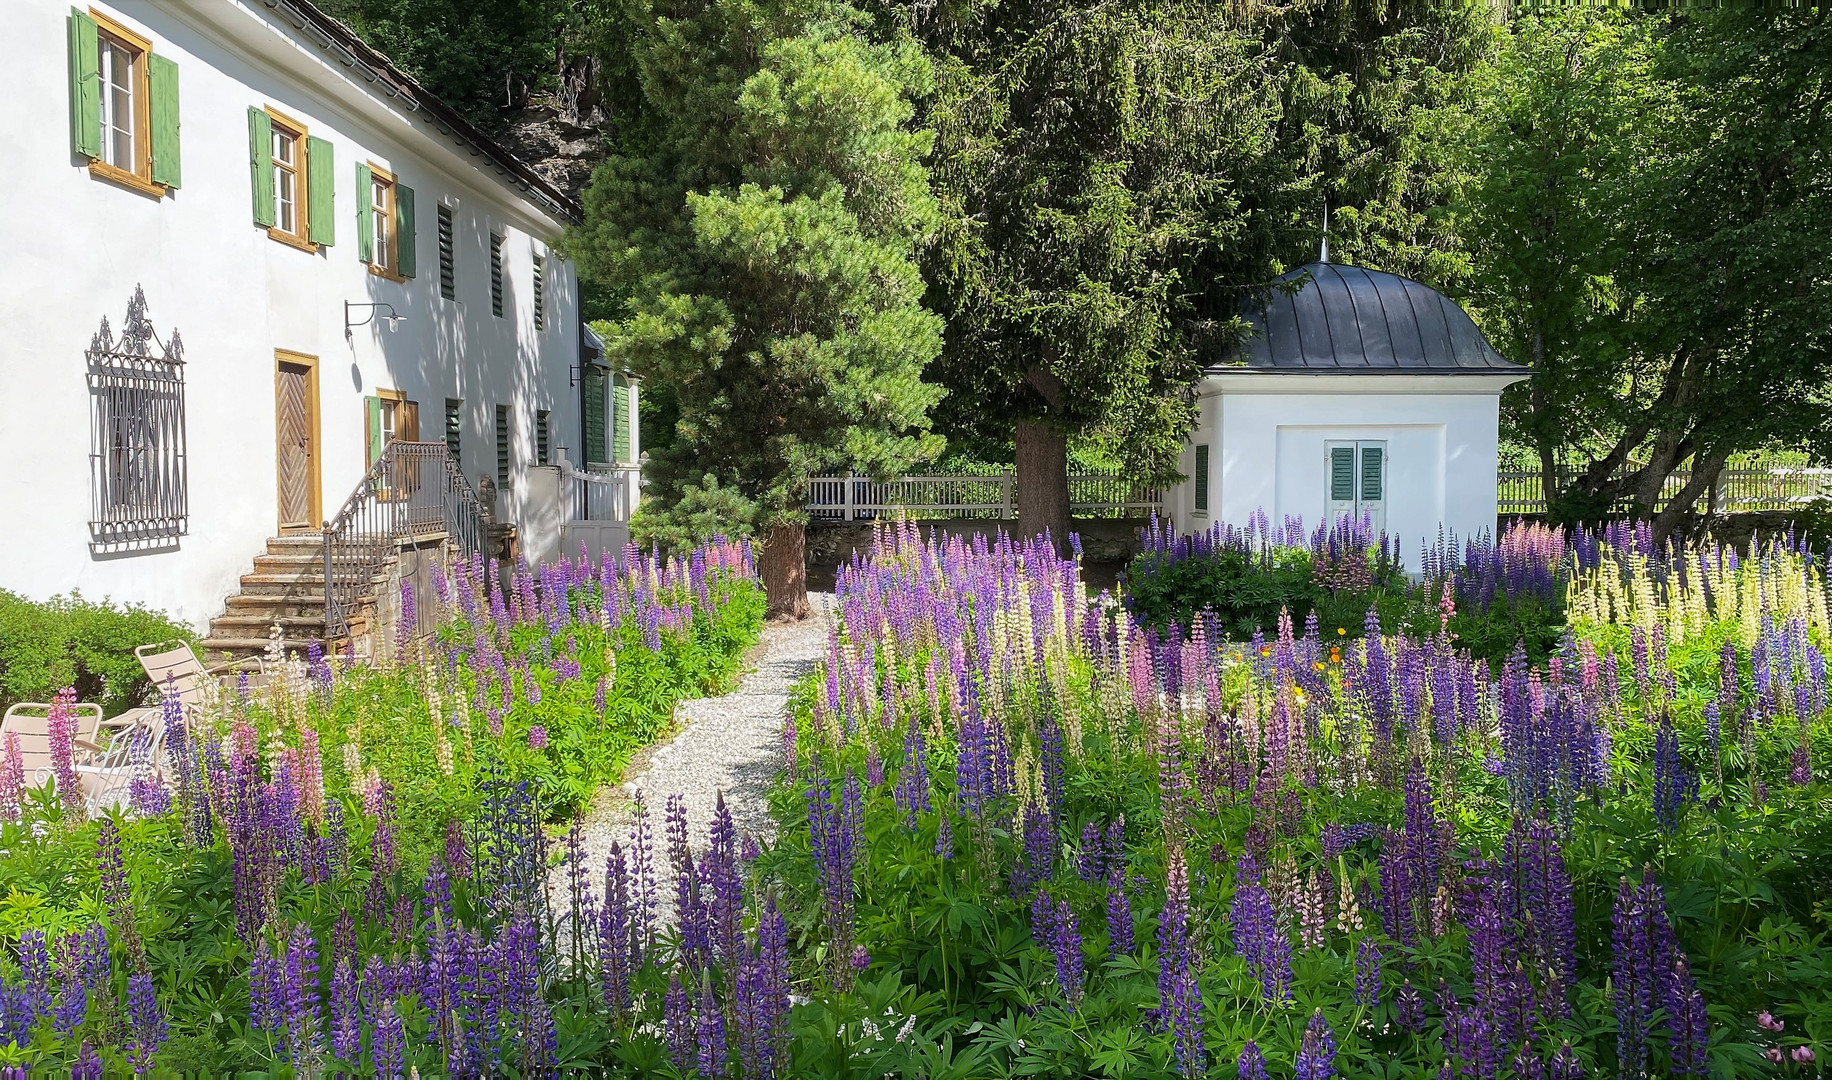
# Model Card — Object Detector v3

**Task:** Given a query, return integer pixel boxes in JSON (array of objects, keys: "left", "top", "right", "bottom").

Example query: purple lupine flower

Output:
[
  {"left": 1354, "top": 937, "right": 1382, "bottom": 1009},
  {"left": 1158, "top": 849, "right": 1203, "bottom": 1078},
  {"left": 1667, "top": 957, "right": 1710, "bottom": 1077},
  {"left": 527, "top": 724, "right": 549, "bottom": 750},
  {"left": 1612, "top": 875, "right": 1653, "bottom": 1077},
  {"left": 807, "top": 769, "right": 864, "bottom": 976},
  {"left": 1237, "top": 1041, "right": 1270, "bottom": 1080},
  {"left": 934, "top": 810, "right": 953, "bottom": 859},
  {"left": 373, "top": 1000, "right": 405, "bottom": 1080},
  {"left": 1106, "top": 861, "right": 1134, "bottom": 958},
  {"left": 1652, "top": 717, "right": 1695, "bottom": 832},
  {"left": 894, "top": 721, "right": 932, "bottom": 830},
  {"left": 1295, "top": 1009, "right": 1338, "bottom": 1080},
  {"left": 125, "top": 970, "right": 167, "bottom": 1073},
  {"left": 1548, "top": 1042, "right": 1585, "bottom": 1079},
  {"left": 1230, "top": 858, "right": 1291, "bottom": 1005},
  {"left": 707, "top": 792, "right": 743, "bottom": 968},
  {"left": 1053, "top": 898, "right": 1084, "bottom": 1009},
  {"left": 1395, "top": 979, "right": 1425, "bottom": 1032},
  {"left": 600, "top": 841, "right": 633, "bottom": 1013},
  {"left": 664, "top": 971, "right": 693, "bottom": 1070},
  {"left": 71, "top": 1043, "right": 102, "bottom": 1080},
  {"left": 282, "top": 921, "right": 322, "bottom": 1065},
  {"left": 697, "top": 978, "right": 727, "bottom": 1076},
  {"left": 329, "top": 956, "right": 360, "bottom": 1064}
]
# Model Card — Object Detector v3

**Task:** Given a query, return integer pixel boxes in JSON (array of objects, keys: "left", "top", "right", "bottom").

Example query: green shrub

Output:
[{"left": 0, "top": 591, "right": 194, "bottom": 716}]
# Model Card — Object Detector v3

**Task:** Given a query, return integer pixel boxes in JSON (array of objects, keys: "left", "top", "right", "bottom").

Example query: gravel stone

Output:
[{"left": 555, "top": 594, "right": 832, "bottom": 901}]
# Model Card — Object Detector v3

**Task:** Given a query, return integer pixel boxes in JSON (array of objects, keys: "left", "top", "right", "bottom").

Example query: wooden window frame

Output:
[
  {"left": 366, "top": 162, "right": 405, "bottom": 281},
  {"left": 87, "top": 10, "right": 163, "bottom": 199},
  {"left": 265, "top": 107, "right": 315, "bottom": 252}
]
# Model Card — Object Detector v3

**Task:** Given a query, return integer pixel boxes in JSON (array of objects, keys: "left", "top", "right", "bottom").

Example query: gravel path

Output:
[{"left": 558, "top": 594, "right": 833, "bottom": 891}]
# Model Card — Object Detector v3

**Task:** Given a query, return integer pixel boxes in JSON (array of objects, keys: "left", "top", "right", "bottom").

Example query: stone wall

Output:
[{"left": 807, "top": 517, "right": 1150, "bottom": 585}]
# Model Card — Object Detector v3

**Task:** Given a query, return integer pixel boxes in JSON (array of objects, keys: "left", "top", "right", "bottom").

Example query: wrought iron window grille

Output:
[{"left": 87, "top": 286, "right": 187, "bottom": 552}]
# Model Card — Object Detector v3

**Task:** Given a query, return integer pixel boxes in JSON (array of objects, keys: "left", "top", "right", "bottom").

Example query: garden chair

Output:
[
  {"left": 0, "top": 700, "right": 106, "bottom": 787},
  {"left": 135, "top": 640, "right": 225, "bottom": 717},
  {"left": 74, "top": 711, "right": 164, "bottom": 815}
]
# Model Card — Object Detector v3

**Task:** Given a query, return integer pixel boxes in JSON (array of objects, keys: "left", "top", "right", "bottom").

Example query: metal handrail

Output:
[{"left": 322, "top": 441, "right": 481, "bottom": 639}]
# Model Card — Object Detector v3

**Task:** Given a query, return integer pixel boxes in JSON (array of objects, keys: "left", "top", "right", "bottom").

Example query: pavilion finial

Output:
[{"left": 1320, "top": 201, "right": 1329, "bottom": 264}]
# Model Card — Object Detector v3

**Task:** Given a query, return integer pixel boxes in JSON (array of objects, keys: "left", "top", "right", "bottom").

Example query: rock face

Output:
[{"left": 494, "top": 55, "right": 613, "bottom": 209}]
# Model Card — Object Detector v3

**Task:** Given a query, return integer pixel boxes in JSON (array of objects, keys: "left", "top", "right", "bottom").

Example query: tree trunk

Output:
[
  {"left": 1651, "top": 449, "right": 1728, "bottom": 550},
  {"left": 1530, "top": 325, "right": 1560, "bottom": 509},
  {"left": 759, "top": 521, "right": 809, "bottom": 620},
  {"left": 1015, "top": 419, "right": 1072, "bottom": 555}
]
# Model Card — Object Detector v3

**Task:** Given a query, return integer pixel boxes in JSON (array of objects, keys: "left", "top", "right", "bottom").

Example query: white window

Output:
[
  {"left": 98, "top": 35, "right": 136, "bottom": 171},
  {"left": 272, "top": 124, "right": 299, "bottom": 235},
  {"left": 371, "top": 173, "right": 393, "bottom": 272},
  {"left": 1325, "top": 441, "right": 1386, "bottom": 533}
]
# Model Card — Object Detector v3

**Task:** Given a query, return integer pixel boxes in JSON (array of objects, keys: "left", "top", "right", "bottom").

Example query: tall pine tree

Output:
[{"left": 571, "top": 0, "right": 945, "bottom": 616}]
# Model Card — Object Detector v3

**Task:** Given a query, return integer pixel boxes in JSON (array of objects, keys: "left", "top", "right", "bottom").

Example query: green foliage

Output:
[
  {"left": 1464, "top": 7, "right": 1832, "bottom": 530},
  {"left": 0, "top": 590, "right": 194, "bottom": 717},
  {"left": 571, "top": 0, "right": 946, "bottom": 533},
  {"left": 319, "top": 0, "right": 570, "bottom": 133},
  {"left": 631, "top": 473, "right": 757, "bottom": 555}
]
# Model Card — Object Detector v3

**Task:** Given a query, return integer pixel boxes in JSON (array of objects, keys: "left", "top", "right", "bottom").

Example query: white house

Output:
[
  {"left": 0, "top": 0, "right": 638, "bottom": 647},
  {"left": 1165, "top": 261, "right": 1530, "bottom": 563}
]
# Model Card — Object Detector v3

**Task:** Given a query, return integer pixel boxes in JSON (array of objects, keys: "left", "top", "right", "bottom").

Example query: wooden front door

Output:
[{"left": 274, "top": 353, "right": 320, "bottom": 531}]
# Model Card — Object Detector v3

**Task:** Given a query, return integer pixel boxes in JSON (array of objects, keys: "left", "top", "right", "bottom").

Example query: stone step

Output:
[
  {"left": 266, "top": 534, "right": 324, "bottom": 551},
  {"left": 223, "top": 592, "right": 325, "bottom": 614},
  {"left": 198, "top": 635, "right": 319, "bottom": 654},
  {"left": 208, "top": 613, "right": 326, "bottom": 633},
  {"left": 252, "top": 552, "right": 325, "bottom": 570}
]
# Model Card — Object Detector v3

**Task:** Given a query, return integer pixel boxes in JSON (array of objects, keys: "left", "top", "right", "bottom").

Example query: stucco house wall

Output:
[
  {"left": 0, "top": 0, "right": 586, "bottom": 630},
  {"left": 1173, "top": 374, "right": 1513, "bottom": 568}
]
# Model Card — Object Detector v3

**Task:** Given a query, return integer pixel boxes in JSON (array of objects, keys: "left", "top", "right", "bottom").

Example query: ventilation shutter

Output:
[
  {"left": 395, "top": 184, "right": 416, "bottom": 278},
  {"left": 1194, "top": 445, "right": 1210, "bottom": 512},
  {"left": 306, "top": 136, "right": 335, "bottom": 246},
  {"left": 68, "top": 10, "right": 101, "bottom": 159},
  {"left": 248, "top": 107, "right": 274, "bottom": 227},
  {"left": 148, "top": 54, "right": 181, "bottom": 188}
]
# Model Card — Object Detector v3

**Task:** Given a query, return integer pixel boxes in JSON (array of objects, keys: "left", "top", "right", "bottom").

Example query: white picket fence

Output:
[
  {"left": 807, "top": 471, "right": 1162, "bottom": 521},
  {"left": 1498, "top": 466, "right": 1832, "bottom": 515}
]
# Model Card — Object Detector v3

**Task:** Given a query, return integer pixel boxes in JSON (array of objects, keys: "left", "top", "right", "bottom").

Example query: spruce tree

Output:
[{"left": 570, "top": 0, "right": 945, "bottom": 617}]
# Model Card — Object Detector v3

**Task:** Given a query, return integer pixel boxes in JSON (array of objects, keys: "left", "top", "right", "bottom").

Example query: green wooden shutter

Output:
[
  {"left": 1329, "top": 446, "right": 1355, "bottom": 502},
  {"left": 396, "top": 184, "right": 416, "bottom": 278},
  {"left": 1194, "top": 445, "right": 1210, "bottom": 512},
  {"left": 355, "top": 163, "right": 373, "bottom": 263},
  {"left": 365, "top": 396, "right": 383, "bottom": 465},
  {"left": 583, "top": 371, "right": 608, "bottom": 466},
  {"left": 248, "top": 107, "right": 274, "bottom": 227},
  {"left": 1360, "top": 445, "right": 1384, "bottom": 502},
  {"left": 306, "top": 136, "right": 335, "bottom": 246},
  {"left": 612, "top": 375, "right": 631, "bottom": 462},
  {"left": 68, "top": 9, "right": 100, "bottom": 159},
  {"left": 148, "top": 54, "right": 180, "bottom": 188}
]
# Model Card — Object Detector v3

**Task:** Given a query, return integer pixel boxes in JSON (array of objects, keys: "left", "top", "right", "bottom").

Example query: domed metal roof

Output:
[{"left": 1211, "top": 262, "right": 1525, "bottom": 375}]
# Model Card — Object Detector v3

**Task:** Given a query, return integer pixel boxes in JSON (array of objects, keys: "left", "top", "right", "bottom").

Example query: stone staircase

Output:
[{"left": 197, "top": 535, "right": 329, "bottom": 661}]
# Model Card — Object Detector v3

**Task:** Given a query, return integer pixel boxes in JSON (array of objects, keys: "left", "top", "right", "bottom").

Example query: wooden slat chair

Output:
[
  {"left": 135, "top": 641, "right": 219, "bottom": 716},
  {"left": 75, "top": 712, "right": 164, "bottom": 815},
  {"left": 0, "top": 701, "right": 107, "bottom": 789}
]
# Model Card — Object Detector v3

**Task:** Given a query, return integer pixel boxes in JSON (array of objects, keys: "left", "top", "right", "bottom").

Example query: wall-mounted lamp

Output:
[{"left": 345, "top": 301, "right": 407, "bottom": 339}]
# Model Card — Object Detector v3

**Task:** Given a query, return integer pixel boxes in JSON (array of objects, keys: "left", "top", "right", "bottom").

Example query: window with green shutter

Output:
[
  {"left": 74, "top": 10, "right": 178, "bottom": 198},
  {"left": 395, "top": 184, "right": 416, "bottom": 278},
  {"left": 1329, "top": 446, "right": 1355, "bottom": 503},
  {"left": 490, "top": 232, "right": 505, "bottom": 317},
  {"left": 533, "top": 254, "right": 545, "bottom": 331},
  {"left": 536, "top": 410, "right": 551, "bottom": 466},
  {"left": 1359, "top": 445, "right": 1384, "bottom": 502}
]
